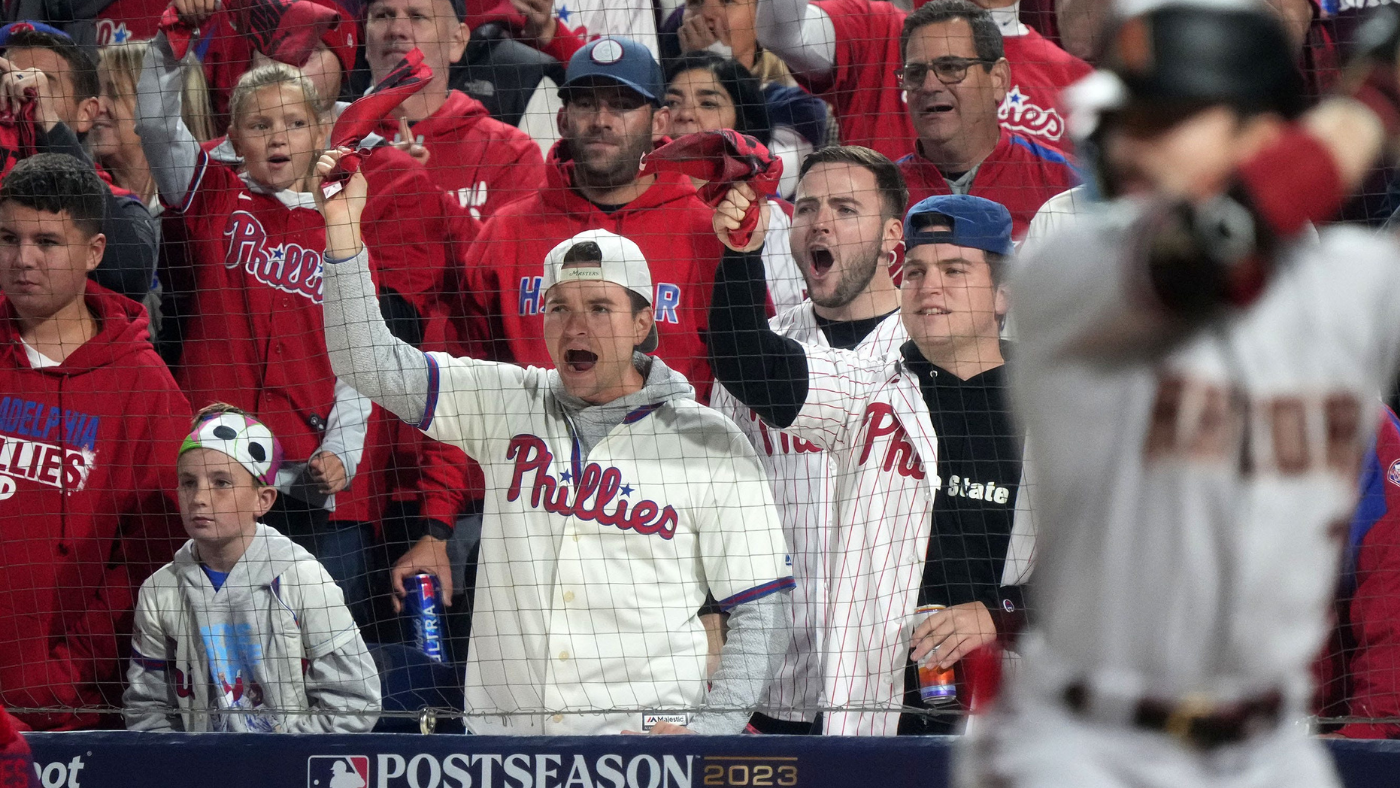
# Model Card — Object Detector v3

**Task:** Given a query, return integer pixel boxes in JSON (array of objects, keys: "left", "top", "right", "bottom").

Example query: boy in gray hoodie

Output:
[{"left": 123, "top": 404, "right": 380, "bottom": 733}]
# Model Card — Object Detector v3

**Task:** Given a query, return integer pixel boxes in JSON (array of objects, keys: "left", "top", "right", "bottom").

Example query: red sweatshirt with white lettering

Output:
[{"left": 0, "top": 283, "right": 190, "bottom": 731}]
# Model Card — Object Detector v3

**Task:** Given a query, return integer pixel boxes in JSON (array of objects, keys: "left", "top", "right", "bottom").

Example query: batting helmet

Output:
[{"left": 1096, "top": 1, "right": 1306, "bottom": 120}]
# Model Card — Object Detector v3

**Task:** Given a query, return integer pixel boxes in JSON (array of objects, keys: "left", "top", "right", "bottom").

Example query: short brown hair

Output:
[{"left": 797, "top": 146, "right": 909, "bottom": 221}]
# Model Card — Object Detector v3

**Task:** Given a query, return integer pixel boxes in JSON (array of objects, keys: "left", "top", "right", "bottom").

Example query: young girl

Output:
[
  {"left": 135, "top": 11, "right": 377, "bottom": 613},
  {"left": 123, "top": 404, "right": 380, "bottom": 733}
]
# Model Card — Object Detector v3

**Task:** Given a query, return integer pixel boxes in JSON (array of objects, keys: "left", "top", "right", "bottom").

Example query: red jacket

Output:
[
  {"left": 803, "top": 0, "right": 1091, "bottom": 160},
  {"left": 0, "top": 284, "right": 189, "bottom": 731},
  {"left": 1317, "top": 406, "right": 1400, "bottom": 738},
  {"left": 172, "top": 148, "right": 448, "bottom": 521},
  {"left": 898, "top": 130, "right": 1078, "bottom": 238},
  {"left": 460, "top": 140, "right": 727, "bottom": 402},
  {"left": 383, "top": 90, "right": 547, "bottom": 222}
]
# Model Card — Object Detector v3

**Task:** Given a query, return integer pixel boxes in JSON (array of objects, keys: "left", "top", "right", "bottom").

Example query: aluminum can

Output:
[{"left": 404, "top": 573, "right": 446, "bottom": 663}]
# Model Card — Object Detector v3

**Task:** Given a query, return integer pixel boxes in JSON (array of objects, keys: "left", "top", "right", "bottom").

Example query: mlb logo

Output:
[{"left": 307, "top": 755, "right": 369, "bottom": 788}]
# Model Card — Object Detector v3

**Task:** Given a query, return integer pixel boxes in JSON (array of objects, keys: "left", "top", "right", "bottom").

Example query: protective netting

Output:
[{"left": 0, "top": 0, "right": 1394, "bottom": 747}]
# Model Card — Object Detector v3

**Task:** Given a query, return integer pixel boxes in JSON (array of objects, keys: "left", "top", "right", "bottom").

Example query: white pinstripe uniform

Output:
[
  {"left": 959, "top": 204, "right": 1400, "bottom": 787},
  {"left": 713, "top": 303, "right": 908, "bottom": 728},
  {"left": 719, "top": 331, "right": 939, "bottom": 735},
  {"left": 417, "top": 354, "right": 794, "bottom": 735}
]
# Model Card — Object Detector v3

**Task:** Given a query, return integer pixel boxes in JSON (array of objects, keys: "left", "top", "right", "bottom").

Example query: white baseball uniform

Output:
[
  {"left": 731, "top": 336, "right": 940, "bottom": 736},
  {"left": 418, "top": 353, "right": 793, "bottom": 735},
  {"left": 959, "top": 201, "right": 1400, "bottom": 787},
  {"left": 712, "top": 303, "right": 908, "bottom": 726}
]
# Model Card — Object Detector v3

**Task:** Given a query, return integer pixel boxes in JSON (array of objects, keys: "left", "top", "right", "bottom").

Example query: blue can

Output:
[{"left": 404, "top": 573, "right": 446, "bottom": 663}]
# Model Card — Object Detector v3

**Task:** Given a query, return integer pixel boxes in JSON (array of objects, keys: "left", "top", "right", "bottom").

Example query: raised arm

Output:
[
  {"left": 707, "top": 186, "right": 809, "bottom": 428},
  {"left": 316, "top": 151, "right": 432, "bottom": 426},
  {"left": 754, "top": 0, "right": 837, "bottom": 79},
  {"left": 135, "top": 35, "right": 207, "bottom": 210}
]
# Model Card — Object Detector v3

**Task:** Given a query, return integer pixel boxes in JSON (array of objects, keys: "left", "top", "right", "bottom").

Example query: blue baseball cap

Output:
[
  {"left": 560, "top": 37, "right": 664, "bottom": 106},
  {"left": 903, "top": 195, "right": 1013, "bottom": 257},
  {"left": 0, "top": 21, "right": 72, "bottom": 48}
]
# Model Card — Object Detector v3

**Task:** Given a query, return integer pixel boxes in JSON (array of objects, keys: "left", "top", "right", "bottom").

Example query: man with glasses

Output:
[
  {"left": 756, "top": 0, "right": 1088, "bottom": 161},
  {"left": 895, "top": 0, "right": 1077, "bottom": 237}
]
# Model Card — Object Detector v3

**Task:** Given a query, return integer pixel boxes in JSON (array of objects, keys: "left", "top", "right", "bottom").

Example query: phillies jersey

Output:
[
  {"left": 712, "top": 305, "right": 907, "bottom": 726},
  {"left": 418, "top": 353, "right": 792, "bottom": 734},
  {"left": 1012, "top": 208, "right": 1400, "bottom": 708},
  {"left": 999, "top": 25, "right": 1092, "bottom": 145},
  {"left": 806, "top": 0, "right": 1091, "bottom": 161},
  {"left": 460, "top": 142, "right": 727, "bottom": 401},
  {"left": 759, "top": 340, "right": 940, "bottom": 736},
  {"left": 390, "top": 90, "right": 546, "bottom": 221},
  {"left": 898, "top": 130, "right": 1077, "bottom": 238},
  {"left": 174, "top": 152, "right": 338, "bottom": 466}
]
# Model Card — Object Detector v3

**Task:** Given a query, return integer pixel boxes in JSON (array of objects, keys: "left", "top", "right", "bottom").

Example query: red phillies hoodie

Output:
[
  {"left": 0, "top": 283, "right": 190, "bottom": 731},
  {"left": 460, "top": 139, "right": 727, "bottom": 402},
  {"left": 382, "top": 90, "right": 546, "bottom": 222}
]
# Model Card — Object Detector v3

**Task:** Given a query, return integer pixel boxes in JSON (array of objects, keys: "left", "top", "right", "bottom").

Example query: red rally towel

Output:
[
  {"left": 963, "top": 641, "right": 1003, "bottom": 713},
  {"left": 0, "top": 707, "right": 37, "bottom": 788},
  {"left": 225, "top": 0, "right": 342, "bottom": 68},
  {"left": 320, "top": 49, "right": 432, "bottom": 200},
  {"left": 641, "top": 129, "right": 782, "bottom": 248},
  {"left": 0, "top": 92, "right": 38, "bottom": 182}
]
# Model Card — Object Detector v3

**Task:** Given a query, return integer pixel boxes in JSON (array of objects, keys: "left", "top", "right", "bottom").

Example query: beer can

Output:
[
  {"left": 403, "top": 573, "right": 446, "bottom": 663},
  {"left": 914, "top": 604, "right": 958, "bottom": 706}
]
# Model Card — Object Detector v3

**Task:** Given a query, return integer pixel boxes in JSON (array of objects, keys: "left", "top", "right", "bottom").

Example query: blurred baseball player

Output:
[
  {"left": 313, "top": 150, "right": 793, "bottom": 735},
  {"left": 959, "top": 1, "right": 1400, "bottom": 786}
]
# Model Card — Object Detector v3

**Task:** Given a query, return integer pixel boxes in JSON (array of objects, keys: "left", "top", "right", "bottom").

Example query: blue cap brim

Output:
[{"left": 558, "top": 74, "right": 661, "bottom": 105}]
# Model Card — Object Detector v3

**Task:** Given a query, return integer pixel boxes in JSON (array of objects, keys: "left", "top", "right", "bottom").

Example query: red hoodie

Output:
[
  {"left": 459, "top": 139, "right": 727, "bottom": 402},
  {"left": 385, "top": 90, "right": 547, "bottom": 222},
  {"left": 0, "top": 283, "right": 189, "bottom": 732}
]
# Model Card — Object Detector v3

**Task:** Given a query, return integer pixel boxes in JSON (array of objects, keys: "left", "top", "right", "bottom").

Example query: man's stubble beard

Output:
[{"left": 805, "top": 239, "right": 885, "bottom": 311}]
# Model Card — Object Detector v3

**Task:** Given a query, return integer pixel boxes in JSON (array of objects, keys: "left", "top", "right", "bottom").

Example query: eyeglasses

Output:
[{"left": 894, "top": 57, "right": 995, "bottom": 88}]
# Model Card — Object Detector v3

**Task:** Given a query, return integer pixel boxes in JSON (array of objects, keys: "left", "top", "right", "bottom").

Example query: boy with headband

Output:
[{"left": 123, "top": 404, "right": 380, "bottom": 733}]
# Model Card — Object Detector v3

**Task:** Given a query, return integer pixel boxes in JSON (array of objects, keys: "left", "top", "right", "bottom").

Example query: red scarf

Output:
[
  {"left": 320, "top": 49, "right": 432, "bottom": 199},
  {"left": 641, "top": 129, "right": 782, "bottom": 248}
]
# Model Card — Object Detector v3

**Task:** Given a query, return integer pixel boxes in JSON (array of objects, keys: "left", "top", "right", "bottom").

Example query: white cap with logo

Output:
[{"left": 542, "top": 229, "right": 659, "bottom": 353}]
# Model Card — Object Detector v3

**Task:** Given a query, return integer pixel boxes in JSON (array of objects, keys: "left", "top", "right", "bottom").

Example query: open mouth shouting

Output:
[
  {"left": 807, "top": 247, "right": 835, "bottom": 278},
  {"left": 564, "top": 348, "right": 599, "bottom": 373}
]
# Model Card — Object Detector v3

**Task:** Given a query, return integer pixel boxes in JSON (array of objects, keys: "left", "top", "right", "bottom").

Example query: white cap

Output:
[{"left": 541, "top": 229, "right": 658, "bottom": 353}]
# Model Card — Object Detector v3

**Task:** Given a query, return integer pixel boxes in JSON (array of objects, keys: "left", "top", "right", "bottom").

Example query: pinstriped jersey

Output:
[{"left": 713, "top": 305, "right": 908, "bottom": 727}]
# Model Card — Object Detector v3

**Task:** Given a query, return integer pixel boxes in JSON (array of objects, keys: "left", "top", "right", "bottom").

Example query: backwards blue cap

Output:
[
  {"left": 560, "top": 37, "right": 664, "bottom": 106},
  {"left": 0, "top": 21, "right": 72, "bottom": 48},
  {"left": 903, "top": 194, "right": 1013, "bottom": 257}
]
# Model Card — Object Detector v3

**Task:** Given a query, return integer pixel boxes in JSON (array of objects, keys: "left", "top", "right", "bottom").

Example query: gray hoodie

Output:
[{"left": 123, "top": 524, "right": 380, "bottom": 733}]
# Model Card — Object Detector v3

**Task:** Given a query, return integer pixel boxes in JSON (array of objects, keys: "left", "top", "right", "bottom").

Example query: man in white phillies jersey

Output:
[
  {"left": 313, "top": 156, "right": 794, "bottom": 735},
  {"left": 711, "top": 184, "right": 1027, "bottom": 736},
  {"left": 959, "top": 2, "right": 1400, "bottom": 786},
  {"left": 711, "top": 146, "right": 910, "bottom": 734}
]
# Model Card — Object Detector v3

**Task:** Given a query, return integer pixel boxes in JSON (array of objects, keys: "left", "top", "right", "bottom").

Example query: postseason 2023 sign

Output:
[
  {"left": 24, "top": 732, "right": 953, "bottom": 788},
  {"left": 22, "top": 731, "right": 1400, "bottom": 788}
]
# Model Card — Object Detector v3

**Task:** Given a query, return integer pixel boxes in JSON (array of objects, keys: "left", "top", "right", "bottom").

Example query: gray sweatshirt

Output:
[{"left": 123, "top": 524, "right": 380, "bottom": 733}]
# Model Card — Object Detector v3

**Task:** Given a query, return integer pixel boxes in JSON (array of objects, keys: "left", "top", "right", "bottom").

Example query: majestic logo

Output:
[
  {"left": 1387, "top": 459, "right": 1400, "bottom": 488},
  {"left": 223, "top": 211, "right": 324, "bottom": 304},
  {"left": 642, "top": 713, "right": 689, "bottom": 731},
  {"left": 307, "top": 755, "right": 369, "bottom": 788},
  {"left": 998, "top": 85, "right": 1065, "bottom": 141},
  {"left": 505, "top": 434, "right": 679, "bottom": 539},
  {"left": 857, "top": 403, "right": 927, "bottom": 479}
]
